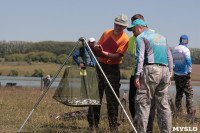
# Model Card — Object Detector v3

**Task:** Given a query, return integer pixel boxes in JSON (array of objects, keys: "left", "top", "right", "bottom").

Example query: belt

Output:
[{"left": 144, "top": 63, "right": 167, "bottom": 67}]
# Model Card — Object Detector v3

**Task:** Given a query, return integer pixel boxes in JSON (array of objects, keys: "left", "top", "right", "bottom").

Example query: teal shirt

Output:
[
  {"left": 134, "top": 29, "right": 173, "bottom": 78},
  {"left": 128, "top": 29, "right": 156, "bottom": 76}
]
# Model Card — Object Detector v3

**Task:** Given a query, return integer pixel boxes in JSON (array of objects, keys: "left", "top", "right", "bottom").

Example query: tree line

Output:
[
  {"left": 0, "top": 40, "right": 200, "bottom": 68},
  {"left": 0, "top": 40, "right": 76, "bottom": 57}
]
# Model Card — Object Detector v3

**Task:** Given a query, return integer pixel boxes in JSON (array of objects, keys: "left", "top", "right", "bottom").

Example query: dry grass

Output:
[
  {"left": 0, "top": 87, "right": 133, "bottom": 133},
  {"left": 0, "top": 87, "right": 200, "bottom": 133},
  {"left": 0, "top": 62, "right": 200, "bottom": 81},
  {"left": 192, "top": 64, "right": 200, "bottom": 75},
  {"left": 121, "top": 64, "right": 200, "bottom": 81},
  {"left": 0, "top": 62, "right": 66, "bottom": 77},
  {"left": 0, "top": 62, "right": 200, "bottom": 132}
]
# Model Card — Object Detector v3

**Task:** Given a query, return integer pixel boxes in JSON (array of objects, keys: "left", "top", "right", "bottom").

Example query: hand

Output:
[
  {"left": 185, "top": 74, "right": 191, "bottom": 79},
  {"left": 101, "top": 51, "right": 109, "bottom": 57},
  {"left": 134, "top": 78, "right": 140, "bottom": 89},
  {"left": 168, "top": 80, "right": 171, "bottom": 87},
  {"left": 80, "top": 63, "right": 84, "bottom": 67},
  {"left": 94, "top": 45, "right": 103, "bottom": 52},
  {"left": 79, "top": 37, "right": 86, "bottom": 42}
]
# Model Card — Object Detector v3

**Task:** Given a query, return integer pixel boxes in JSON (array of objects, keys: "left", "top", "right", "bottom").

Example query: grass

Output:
[
  {"left": 0, "top": 62, "right": 200, "bottom": 81},
  {"left": 0, "top": 87, "right": 132, "bottom": 133},
  {"left": 121, "top": 64, "right": 200, "bottom": 81},
  {"left": 0, "top": 62, "right": 200, "bottom": 132},
  {"left": 0, "top": 87, "right": 200, "bottom": 133},
  {"left": 0, "top": 62, "right": 66, "bottom": 78}
]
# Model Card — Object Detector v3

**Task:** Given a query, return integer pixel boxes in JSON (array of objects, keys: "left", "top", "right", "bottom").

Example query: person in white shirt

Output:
[{"left": 172, "top": 34, "right": 193, "bottom": 115}]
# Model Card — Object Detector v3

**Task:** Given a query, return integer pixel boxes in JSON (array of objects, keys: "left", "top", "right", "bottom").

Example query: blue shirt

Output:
[
  {"left": 73, "top": 47, "right": 96, "bottom": 66},
  {"left": 135, "top": 29, "right": 173, "bottom": 78},
  {"left": 172, "top": 42, "right": 192, "bottom": 75}
]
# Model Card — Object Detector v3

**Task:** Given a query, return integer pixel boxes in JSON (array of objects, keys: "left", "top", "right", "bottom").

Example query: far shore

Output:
[{"left": 0, "top": 62, "right": 200, "bottom": 81}]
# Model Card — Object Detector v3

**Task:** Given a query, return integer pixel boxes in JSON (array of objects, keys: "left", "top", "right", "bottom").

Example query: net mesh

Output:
[{"left": 53, "top": 66, "right": 100, "bottom": 107}]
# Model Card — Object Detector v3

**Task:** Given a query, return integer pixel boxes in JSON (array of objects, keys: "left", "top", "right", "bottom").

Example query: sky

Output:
[{"left": 0, "top": 0, "right": 200, "bottom": 48}]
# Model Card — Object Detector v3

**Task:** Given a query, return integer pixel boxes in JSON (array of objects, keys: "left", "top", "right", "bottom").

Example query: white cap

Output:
[
  {"left": 46, "top": 75, "right": 50, "bottom": 79},
  {"left": 88, "top": 37, "right": 95, "bottom": 42},
  {"left": 114, "top": 14, "right": 128, "bottom": 26}
]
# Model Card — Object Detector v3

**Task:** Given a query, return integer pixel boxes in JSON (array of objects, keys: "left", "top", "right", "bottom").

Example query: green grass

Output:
[{"left": 0, "top": 87, "right": 200, "bottom": 133}]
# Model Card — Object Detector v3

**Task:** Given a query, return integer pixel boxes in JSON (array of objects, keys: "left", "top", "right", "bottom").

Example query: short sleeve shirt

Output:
[{"left": 97, "top": 29, "right": 129, "bottom": 64}]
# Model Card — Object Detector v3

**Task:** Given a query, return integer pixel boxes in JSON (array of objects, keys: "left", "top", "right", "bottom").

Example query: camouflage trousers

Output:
[
  {"left": 87, "top": 62, "right": 121, "bottom": 130},
  {"left": 134, "top": 65, "right": 172, "bottom": 133},
  {"left": 174, "top": 74, "right": 193, "bottom": 115},
  {"left": 129, "top": 75, "right": 155, "bottom": 133}
]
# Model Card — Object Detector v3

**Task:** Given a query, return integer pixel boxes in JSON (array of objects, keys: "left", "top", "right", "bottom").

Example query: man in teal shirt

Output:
[
  {"left": 127, "top": 14, "right": 156, "bottom": 133},
  {"left": 127, "top": 19, "right": 173, "bottom": 133}
]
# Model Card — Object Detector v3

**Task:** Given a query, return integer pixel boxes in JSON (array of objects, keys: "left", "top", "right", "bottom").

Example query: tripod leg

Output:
[{"left": 18, "top": 41, "right": 80, "bottom": 132}]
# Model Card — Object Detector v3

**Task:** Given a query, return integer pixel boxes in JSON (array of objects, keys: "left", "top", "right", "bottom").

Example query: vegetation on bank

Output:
[
  {"left": 0, "top": 40, "right": 200, "bottom": 69},
  {"left": 0, "top": 62, "right": 65, "bottom": 78},
  {"left": 0, "top": 62, "right": 200, "bottom": 81},
  {"left": 0, "top": 40, "right": 200, "bottom": 80}
]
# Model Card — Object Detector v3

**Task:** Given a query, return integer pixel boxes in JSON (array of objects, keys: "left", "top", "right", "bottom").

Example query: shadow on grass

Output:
[{"left": 40, "top": 123, "right": 89, "bottom": 132}]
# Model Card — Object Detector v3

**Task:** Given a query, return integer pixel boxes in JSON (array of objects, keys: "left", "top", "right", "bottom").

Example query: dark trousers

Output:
[
  {"left": 87, "top": 62, "right": 121, "bottom": 130},
  {"left": 129, "top": 75, "right": 155, "bottom": 133},
  {"left": 174, "top": 74, "right": 193, "bottom": 115}
]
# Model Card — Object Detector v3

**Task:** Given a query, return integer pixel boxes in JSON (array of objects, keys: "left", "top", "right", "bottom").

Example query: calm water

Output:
[
  {"left": 120, "top": 81, "right": 200, "bottom": 107},
  {"left": 0, "top": 76, "right": 200, "bottom": 106},
  {"left": 0, "top": 76, "right": 61, "bottom": 87}
]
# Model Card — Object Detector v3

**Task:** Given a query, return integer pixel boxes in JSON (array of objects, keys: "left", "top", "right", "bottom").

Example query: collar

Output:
[
  {"left": 179, "top": 42, "right": 187, "bottom": 47},
  {"left": 143, "top": 28, "right": 149, "bottom": 31}
]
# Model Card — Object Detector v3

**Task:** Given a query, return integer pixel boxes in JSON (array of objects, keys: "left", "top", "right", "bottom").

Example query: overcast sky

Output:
[{"left": 0, "top": 0, "right": 199, "bottom": 48}]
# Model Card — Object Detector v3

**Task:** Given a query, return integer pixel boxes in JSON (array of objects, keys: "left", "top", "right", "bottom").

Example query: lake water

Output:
[
  {"left": 120, "top": 79, "right": 200, "bottom": 106},
  {"left": 0, "top": 76, "right": 61, "bottom": 87},
  {"left": 0, "top": 76, "right": 200, "bottom": 106}
]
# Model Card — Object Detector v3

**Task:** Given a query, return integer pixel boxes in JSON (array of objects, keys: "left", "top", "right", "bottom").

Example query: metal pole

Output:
[
  {"left": 18, "top": 41, "right": 80, "bottom": 133},
  {"left": 41, "top": 77, "right": 43, "bottom": 95},
  {"left": 80, "top": 38, "right": 137, "bottom": 133}
]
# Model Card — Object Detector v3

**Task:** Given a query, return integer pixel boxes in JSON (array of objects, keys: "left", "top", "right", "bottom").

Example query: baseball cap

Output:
[
  {"left": 88, "top": 37, "right": 95, "bottom": 42},
  {"left": 127, "top": 19, "right": 147, "bottom": 31},
  {"left": 114, "top": 14, "right": 128, "bottom": 26},
  {"left": 180, "top": 34, "right": 189, "bottom": 43},
  {"left": 46, "top": 75, "right": 50, "bottom": 79}
]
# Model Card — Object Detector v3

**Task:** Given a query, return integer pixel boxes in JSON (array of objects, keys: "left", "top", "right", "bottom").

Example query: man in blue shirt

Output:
[
  {"left": 73, "top": 38, "right": 96, "bottom": 67},
  {"left": 172, "top": 35, "right": 193, "bottom": 115},
  {"left": 127, "top": 19, "right": 173, "bottom": 133}
]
